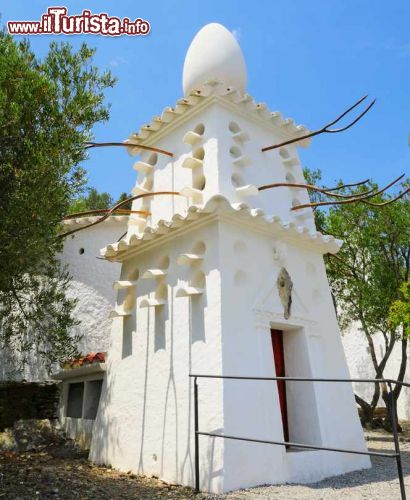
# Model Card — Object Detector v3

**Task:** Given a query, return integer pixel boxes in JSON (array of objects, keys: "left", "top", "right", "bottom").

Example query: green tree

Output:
[
  {"left": 114, "top": 191, "right": 132, "bottom": 210},
  {"left": 69, "top": 187, "right": 113, "bottom": 214},
  {"left": 304, "top": 169, "right": 409, "bottom": 424},
  {"left": 0, "top": 32, "right": 116, "bottom": 370}
]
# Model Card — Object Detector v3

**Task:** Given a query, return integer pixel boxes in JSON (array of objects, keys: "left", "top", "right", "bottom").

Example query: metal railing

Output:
[{"left": 190, "top": 374, "right": 410, "bottom": 499}]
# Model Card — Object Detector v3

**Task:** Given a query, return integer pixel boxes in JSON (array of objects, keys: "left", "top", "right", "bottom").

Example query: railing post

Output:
[
  {"left": 194, "top": 376, "right": 200, "bottom": 492},
  {"left": 387, "top": 381, "right": 406, "bottom": 500}
]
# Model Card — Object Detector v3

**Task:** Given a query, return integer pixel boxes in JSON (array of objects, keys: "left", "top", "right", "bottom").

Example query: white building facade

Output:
[{"left": 89, "top": 23, "right": 370, "bottom": 493}]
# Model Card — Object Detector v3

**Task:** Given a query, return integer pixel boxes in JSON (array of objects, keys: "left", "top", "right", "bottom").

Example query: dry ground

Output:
[{"left": 0, "top": 430, "right": 409, "bottom": 499}]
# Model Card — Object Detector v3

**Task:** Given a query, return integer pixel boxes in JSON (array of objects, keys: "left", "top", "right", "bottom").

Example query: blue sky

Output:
[{"left": 2, "top": 0, "right": 409, "bottom": 199}]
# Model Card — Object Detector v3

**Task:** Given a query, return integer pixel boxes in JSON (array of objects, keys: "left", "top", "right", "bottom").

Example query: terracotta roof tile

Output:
[{"left": 62, "top": 352, "right": 106, "bottom": 369}]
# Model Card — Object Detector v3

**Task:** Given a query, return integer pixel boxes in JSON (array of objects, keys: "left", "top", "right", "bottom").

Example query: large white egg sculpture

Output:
[{"left": 183, "top": 23, "right": 247, "bottom": 96}]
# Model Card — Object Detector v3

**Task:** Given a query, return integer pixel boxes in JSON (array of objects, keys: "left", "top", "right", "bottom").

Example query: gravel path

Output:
[
  {"left": 0, "top": 431, "right": 408, "bottom": 499},
  {"left": 225, "top": 432, "right": 410, "bottom": 499}
]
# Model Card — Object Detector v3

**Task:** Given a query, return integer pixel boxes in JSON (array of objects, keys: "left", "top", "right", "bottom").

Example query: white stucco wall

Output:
[
  {"left": 90, "top": 222, "right": 226, "bottom": 492},
  {"left": 90, "top": 95, "right": 371, "bottom": 492},
  {"left": 342, "top": 326, "right": 410, "bottom": 420},
  {"left": 91, "top": 213, "right": 370, "bottom": 493},
  {"left": 61, "top": 218, "right": 128, "bottom": 355},
  {"left": 218, "top": 218, "right": 370, "bottom": 491},
  {"left": 0, "top": 217, "right": 127, "bottom": 382}
]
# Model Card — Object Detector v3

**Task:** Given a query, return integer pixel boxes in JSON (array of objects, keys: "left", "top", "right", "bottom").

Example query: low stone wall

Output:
[{"left": 0, "top": 381, "right": 60, "bottom": 431}]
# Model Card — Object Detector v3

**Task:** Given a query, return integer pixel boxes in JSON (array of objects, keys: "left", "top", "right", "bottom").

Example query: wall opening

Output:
[
  {"left": 193, "top": 146, "right": 205, "bottom": 161},
  {"left": 128, "top": 268, "right": 140, "bottom": 281},
  {"left": 193, "top": 173, "right": 206, "bottom": 191},
  {"left": 194, "top": 123, "right": 205, "bottom": 136},
  {"left": 229, "top": 145, "right": 242, "bottom": 158},
  {"left": 285, "top": 172, "right": 296, "bottom": 184},
  {"left": 83, "top": 379, "right": 103, "bottom": 420},
  {"left": 158, "top": 256, "right": 170, "bottom": 270},
  {"left": 228, "top": 121, "right": 241, "bottom": 134},
  {"left": 273, "top": 326, "right": 322, "bottom": 448},
  {"left": 270, "top": 330, "right": 289, "bottom": 442},
  {"left": 139, "top": 176, "right": 153, "bottom": 192},
  {"left": 279, "top": 147, "right": 290, "bottom": 159},
  {"left": 231, "top": 173, "right": 245, "bottom": 188},
  {"left": 146, "top": 152, "right": 158, "bottom": 165},
  {"left": 66, "top": 382, "right": 84, "bottom": 418},
  {"left": 192, "top": 240, "right": 206, "bottom": 255}
]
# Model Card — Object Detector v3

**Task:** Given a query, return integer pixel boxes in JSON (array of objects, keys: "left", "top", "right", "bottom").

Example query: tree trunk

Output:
[
  {"left": 381, "top": 337, "right": 407, "bottom": 432},
  {"left": 355, "top": 394, "right": 374, "bottom": 424},
  {"left": 359, "top": 325, "right": 401, "bottom": 426}
]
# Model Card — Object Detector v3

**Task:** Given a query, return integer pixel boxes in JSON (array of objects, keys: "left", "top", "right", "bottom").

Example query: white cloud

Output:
[{"left": 109, "top": 56, "right": 129, "bottom": 68}]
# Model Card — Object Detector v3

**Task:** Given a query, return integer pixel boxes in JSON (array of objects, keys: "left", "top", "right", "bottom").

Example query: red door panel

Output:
[{"left": 270, "top": 329, "right": 289, "bottom": 442}]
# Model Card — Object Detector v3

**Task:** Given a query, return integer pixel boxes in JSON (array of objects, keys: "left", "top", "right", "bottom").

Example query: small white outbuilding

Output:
[{"left": 89, "top": 23, "right": 370, "bottom": 493}]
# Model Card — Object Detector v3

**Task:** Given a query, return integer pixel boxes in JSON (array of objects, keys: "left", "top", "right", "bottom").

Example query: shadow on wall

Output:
[
  {"left": 155, "top": 302, "right": 168, "bottom": 352},
  {"left": 192, "top": 296, "right": 205, "bottom": 343},
  {"left": 0, "top": 280, "right": 115, "bottom": 384},
  {"left": 352, "top": 352, "right": 378, "bottom": 406},
  {"left": 67, "top": 281, "right": 112, "bottom": 355},
  {"left": 88, "top": 369, "right": 122, "bottom": 467},
  {"left": 122, "top": 316, "right": 134, "bottom": 359},
  {"left": 90, "top": 254, "right": 223, "bottom": 490},
  {"left": 160, "top": 292, "right": 179, "bottom": 480},
  {"left": 0, "top": 348, "right": 49, "bottom": 382},
  {"left": 205, "top": 430, "right": 223, "bottom": 492},
  {"left": 135, "top": 280, "right": 219, "bottom": 487},
  {"left": 137, "top": 308, "right": 151, "bottom": 475}
]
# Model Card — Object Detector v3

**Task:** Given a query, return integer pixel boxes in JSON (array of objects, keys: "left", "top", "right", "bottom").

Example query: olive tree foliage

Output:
[
  {"left": 0, "top": 32, "right": 116, "bottom": 370},
  {"left": 304, "top": 168, "right": 409, "bottom": 423}
]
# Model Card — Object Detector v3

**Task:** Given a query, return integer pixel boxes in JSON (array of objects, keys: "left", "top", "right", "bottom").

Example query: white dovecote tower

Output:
[{"left": 90, "top": 23, "right": 370, "bottom": 493}]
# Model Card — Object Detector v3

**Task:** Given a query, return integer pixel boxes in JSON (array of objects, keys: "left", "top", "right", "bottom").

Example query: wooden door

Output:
[{"left": 270, "top": 329, "right": 289, "bottom": 442}]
